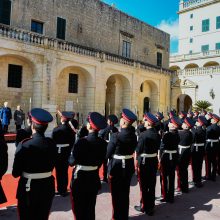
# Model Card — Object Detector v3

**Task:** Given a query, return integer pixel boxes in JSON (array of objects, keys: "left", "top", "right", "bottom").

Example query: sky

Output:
[{"left": 101, "top": 0, "right": 180, "bottom": 54}]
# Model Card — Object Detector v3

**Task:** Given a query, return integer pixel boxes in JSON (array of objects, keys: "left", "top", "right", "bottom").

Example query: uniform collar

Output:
[{"left": 32, "top": 132, "right": 45, "bottom": 138}]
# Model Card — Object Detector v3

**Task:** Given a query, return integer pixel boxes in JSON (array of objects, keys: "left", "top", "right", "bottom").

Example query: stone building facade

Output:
[
  {"left": 170, "top": 0, "right": 220, "bottom": 113},
  {"left": 0, "top": 0, "right": 171, "bottom": 129}
]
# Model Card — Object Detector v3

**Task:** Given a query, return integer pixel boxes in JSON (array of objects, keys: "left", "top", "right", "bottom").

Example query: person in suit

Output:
[
  {"left": 52, "top": 111, "right": 75, "bottom": 196},
  {"left": 135, "top": 113, "right": 161, "bottom": 215},
  {"left": 69, "top": 112, "right": 107, "bottom": 220},
  {"left": 0, "top": 129, "right": 8, "bottom": 204},
  {"left": 106, "top": 109, "right": 137, "bottom": 220},
  {"left": 12, "top": 108, "right": 57, "bottom": 220},
  {"left": 14, "top": 105, "right": 25, "bottom": 131},
  {"left": 0, "top": 102, "right": 12, "bottom": 133},
  {"left": 15, "top": 112, "right": 32, "bottom": 147}
]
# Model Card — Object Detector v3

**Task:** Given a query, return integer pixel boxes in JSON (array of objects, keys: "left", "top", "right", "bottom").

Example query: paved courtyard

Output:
[{"left": 1, "top": 143, "right": 220, "bottom": 220}]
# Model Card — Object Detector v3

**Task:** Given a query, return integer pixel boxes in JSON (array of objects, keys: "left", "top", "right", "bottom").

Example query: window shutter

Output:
[
  {"left": 0, "top": 0, "right": 11, "bottom": 25},
  {"left": 57, "top": 17, "right": 66, "bottom": 40}
]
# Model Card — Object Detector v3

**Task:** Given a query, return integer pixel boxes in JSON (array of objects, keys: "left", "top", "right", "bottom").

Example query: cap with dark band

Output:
[
  {"left": 144, "top": 112, "right": 158, "bottom": 125},
  {"left": 88, "top": 112, "right": 107, "bottom": 131},
  {"left": 179, "top": 111, "right": 187, "bottom": 118},
  {"left": 169, "top": 111, "right": 176, "bottom": 118},
  {"left": 198, "top": 116, "right": 207, "bottom": 126},
  {"left": 183, "top": 117, "right": 195, "bottom": 128},
  {"left": 212, "top": 114, "right": 220, "bottom": 122},
  {"left": 30, "top": 108, "right": 53, "bottom": 125},
  {"left": 62, "top": 111, "right": 73, "bottom": 120},
  {"left": 156, "top": 112, "right": 164, "bottom": 120},
  {"left": 108, "top": 114, "right": 118, "bottom": 124},
  {"left": 68, "top": 111, "right": 75, "bottom": 118},
  {"left": 122, "top": 108, "right": 137, "bottom": 124},
  {"left": 170, "top": 117, "right": 182, "bottom": 128}
]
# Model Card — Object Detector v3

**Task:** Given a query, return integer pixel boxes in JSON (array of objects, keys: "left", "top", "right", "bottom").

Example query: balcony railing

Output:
[
  {"left": 175, "top": 66, "right": 220, "bottom": 76},
  {"left": 0, "top": 24, "right": 172, "bottom": 75},
  {"left": 179, "top": 0, "right": 218, "bottom": 11},
  {"left": 170, "top": 50, "right": 220, "bottom": 63}
]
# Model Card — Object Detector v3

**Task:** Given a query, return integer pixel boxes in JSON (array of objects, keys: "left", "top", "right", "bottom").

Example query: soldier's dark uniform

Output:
[
  {"left": 99, "top": 114, "right": 118, "bottom": 182},
  {"left": 177, "top": 117, "right": 194, "bottom": 193},
  {"left": 52, "top": 112, "right": 75, "bottom": 196},
  {"left": 0, "top": 133, "right": 8, "bottom": 204},
  {"left": 12, "top": 108, "right": 56, "bottom": 220},
  {"left": 191, "top": 116, "right": 207, "bottom": 187},
  {"left": 155, "top": 112, "right": 164, "bottom": 138},
  {"left": 160, "top": 117, "right": 180, "bottom": 203},
  {"left": 107, "top": 109, "right": 137, "bottom": 220},
  {"left": 135, "top": 113, "right": 160, "bottom": 215},
  {"left": 70, "top": 112, "right": 107, "bottom": 220},
  {"left": 205, "top": 114, "right": 220, "bottom": 181}
]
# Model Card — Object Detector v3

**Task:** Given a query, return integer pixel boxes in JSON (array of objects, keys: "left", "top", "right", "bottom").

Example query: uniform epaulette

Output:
[{"left": 21, "top": 137, "right": 32, "bottom": 144}]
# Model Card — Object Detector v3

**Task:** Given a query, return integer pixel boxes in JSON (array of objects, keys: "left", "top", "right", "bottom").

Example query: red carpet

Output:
[
  {"left": 0, "top": 166, "right": 104, "bottom": 208},
  {"left": 4, "top": 133, "right": 16, "bottom": 142}
]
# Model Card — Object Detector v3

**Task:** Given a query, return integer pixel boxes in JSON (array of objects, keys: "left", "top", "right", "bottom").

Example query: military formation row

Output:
[{"left": 0, "top": 107, "right": 220, "bottom": 220}]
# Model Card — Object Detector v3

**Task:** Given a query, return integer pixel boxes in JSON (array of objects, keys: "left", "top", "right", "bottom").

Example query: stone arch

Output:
[
  {"left": 0, "top": 54, "right": 36, "bottom": 114},
  {"left": 170, "top": 65, "right": 181, "bottom": 71},
  {"left": 105, "top": 74, "right": 131, "bottom": 117},
  {"left": 56, "top": 66, "right": 94, "bottom": 119},
  {"left": 203, "top": 61, "right": 219, "bottom": 67},
  {"left": 184, "top": 63, "right": 199, "bottom": 69},
  {"left": 177, "top": 94, "right": 192, "bottom": 113},
  {"left": 138, "top": 80, "right": 158, "bottom": 116}
]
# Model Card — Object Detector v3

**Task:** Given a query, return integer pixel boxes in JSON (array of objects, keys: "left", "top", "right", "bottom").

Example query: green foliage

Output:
[{"left": 193, "top": 100, "right": 212, "bottom": 112}]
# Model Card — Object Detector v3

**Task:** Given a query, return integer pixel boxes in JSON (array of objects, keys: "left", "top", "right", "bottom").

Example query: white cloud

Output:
[{"left": 157, "top": 19, "right": 179, "bottom": 40}]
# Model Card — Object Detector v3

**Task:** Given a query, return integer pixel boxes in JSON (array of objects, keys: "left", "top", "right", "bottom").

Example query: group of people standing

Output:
[
  {"left": 0, "top": 107, "right": 220, "bottom": 220},
  {"left": 0, "top": 102, "right": 25, "bottom": 133}
]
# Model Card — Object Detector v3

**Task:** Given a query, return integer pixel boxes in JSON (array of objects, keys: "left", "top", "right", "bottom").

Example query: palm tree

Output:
[{"left": 193, "top": 100, "right": 212, "bottom": 111}]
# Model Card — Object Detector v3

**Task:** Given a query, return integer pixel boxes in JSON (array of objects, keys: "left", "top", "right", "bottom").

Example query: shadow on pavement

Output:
[{"left": 129, "top": 177, "right": 220, "bottom": 220}]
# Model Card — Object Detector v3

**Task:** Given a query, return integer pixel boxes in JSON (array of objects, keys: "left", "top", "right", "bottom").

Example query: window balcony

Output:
[{"left": 170, "top": 49, "right": 220, "bottom": 63}]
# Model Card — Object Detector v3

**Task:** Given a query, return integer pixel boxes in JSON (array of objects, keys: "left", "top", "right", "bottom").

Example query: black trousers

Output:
[
  {"left": 138, "top": 158, "right": 158, "bottom": 212},
  {"left": 0, "top": 182, "right": 7, "bottom": 204},
  {"left": 16, "top": 125, "right": 21, "bottom": 131},
  {"left": 217, "top": 147, "right": 220, "bottom": 175},
  {"left": 2, "top": 125, "right": 8, "bottom": 133},
  {"left": 109, "top": 173, "right": 133, "bottom": 220},
  {"left": 177, "top": 148, "right": 191, "bottom": 192},
  {"left": 17, "top": 178, "right": 55, "bottom": 220},
  {"left": 205, "top": 146, "right": 218, "bottom": 180},
  {"left": 71, "top": 171, "right": 100, "bottom": 220},
  {"left": 160, "top": 155, "right": 177, "bottom": 201},
  {"left": 191, "top": 149, "right": 204, "bottom": 183},
  {"left": 101, "top": 159, "right": 108, "bottom": 181},
  {"left": 55, "top": 152, "right": 70, "bottom": 194}
]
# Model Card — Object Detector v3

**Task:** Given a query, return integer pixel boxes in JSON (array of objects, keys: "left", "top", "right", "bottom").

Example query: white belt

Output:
[
  {"left": 22, "top": 172, "right": 52, "bottom": 192},
  {"left": 178, "top": 145, "right": 190, "bottom": 154},
  {"left": 164, "top": 150, "right": 177, "bottom": 160},
  {"left": 57, "top": 144, "right": 69, "bottom": 153},
  {"left": 206, "top": 139, "right": 219, "bottom": 147},
  {"left": 74, "top": 165, "right": 98, "bottom": 179},
  {"left": 113, "top": 154, "right": 133, "bottom": 168},
  {"left": 194, "top": 143, "right": 204, "bottom": 152},
  {"left": 140, "top": 153, "right": 157, "bottom": 165}
]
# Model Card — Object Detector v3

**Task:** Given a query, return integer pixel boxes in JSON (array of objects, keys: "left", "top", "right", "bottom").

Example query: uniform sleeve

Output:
[
  {"left": 12, "top": 143, "right": 25, "bottom": 178},
  {"left": 69, "top": 139, "right": 82, "bottom": 166},
  {"left": 0, "top": 140, "right": 8, "bottom": 179},
  {"left": 106, "top": 133, "right": 117, "bottom": 159},
  {"left": 98, "top": 129, "right": 105, "bottom": 139},
  {"left": 135, "top": 133, "right": 144, "bottom": 155}
]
